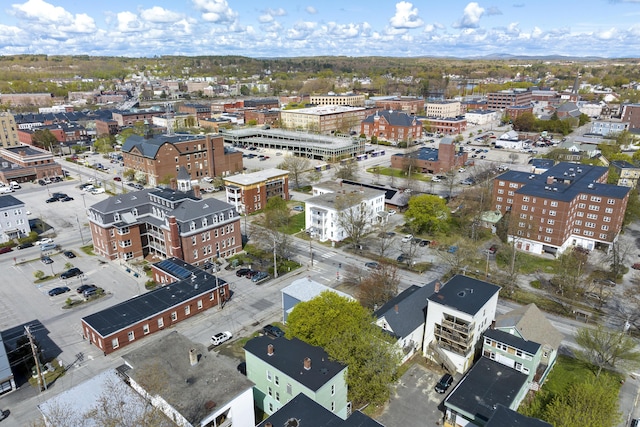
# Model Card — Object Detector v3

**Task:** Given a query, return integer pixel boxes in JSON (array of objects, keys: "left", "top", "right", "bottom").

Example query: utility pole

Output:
[
  {"left": 273, "top": 236, "right": 278, "bottom": 279},
  {"left": 309, "top": 238, "right": 313, "bottom": 266},
  {"left": 25, "top": 326, "right": 45, "bottom": 392},
  {"left": 76, "top": 215, "right": 85, "bottom": 245}
]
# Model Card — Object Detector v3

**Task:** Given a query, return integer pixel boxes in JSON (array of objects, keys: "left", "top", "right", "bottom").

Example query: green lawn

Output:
[
  {"left": 279, "top": 212, "right": 305, "bottom": 235},
  {"left": 496, "top": 251, "right": 558, "bottom": 275},
  {"left": 366, "top": 166, "right": 433, "bottom": 182}
]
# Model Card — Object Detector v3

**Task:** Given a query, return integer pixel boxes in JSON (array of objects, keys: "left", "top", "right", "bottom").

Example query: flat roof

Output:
[
  {"left": 223, "top": 168, "right": 289, "bottom": 186},
  {"left": 282, "top": 277, "right": 353, "bottom": 302},
  {"left": 428, "top": 275, "right": 500, "bottom": 315},
  {"left": 282, "top": 105, "right": 365, "bottom": 115},
  {"left": 244, "top": 336, "right": 346, "bottom": 392},
  {"left": 82, "top": 268, "right": 226, "bottom": 337}
]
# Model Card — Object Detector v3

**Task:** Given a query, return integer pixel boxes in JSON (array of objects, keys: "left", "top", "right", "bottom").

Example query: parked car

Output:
[
  {"left": 401, "top": 234, "right": 413, "bottom": 243},
  {"left": 245, "top": 270, "right": 259, "bottom": 279},
  {"left": 431, "top": 177, "right": 441, "bottom": 182},
  {"left": 397, "top": 253, "right": 410, "bottom": 263},
  {"left": 631, "top": 418, "right": 640, "bottom": 427},
  {"left": 365, "top": 261, "right": 381, "bottom": 270},
  {"left": 211, "top": 331, "right": 232, "bottom": 346},
  {"left": 63, "top": 250, "right": 76, "bottom": 259},
  {"left": 40, "top": 243, "right": 57, "bottom": 251},
  {"left": 77, "top": 284, "right": 97, "bottom": 294},
  {"left": 113, "top": 176, "right": 122, "bottom": 182},
  {"left": 40, "top": 256, "right": 53, "bottom": 264},
  {"left": 60, "top": 196, "right": 74, "bottom": 202},
  {"left": 48, "top": 286, "right": 70, "bottom": 297},
  {"left": 17, "top": 242, "right": 34, "bottom": 249},
  {"left": 45, "top": 197, "right": 58, "bottom": 203},
  {"left": 292, "top": 206, "right": 304, "bottom": 212},
  {"left": 632, "top": 263, "right": 640, "bottom": 270},
  {"left": 83, "top": 287, "right": 102, "bottom": 298},
  {"left": 487, "top": 245, "right": 498, "bottom": 255},
  {"left": 202, "top": 176, "right": 214, "bottom": 183},
  {"left": 61, "top": 267, "right": 83, "bottom": 279},
  {"left": 252, "top": 272, "right": 269, "bottom": 283},
  {"left": 419, "top": 239, "right": 431, "bottom": 247},
  {"left": 235, "top": 268, "right": 251, "bottom": 277},
  {"left": 263, "top": 324, "right": 285, "bottom": 338},
  {"left": 434, "top": 373, "right": 454, "bottom": 393},
  {"left": 35, "top": 238, "right": 53, "bottom": 246},
  {"left": 387, "top": 209, "right": 396, "bottom": 215}
]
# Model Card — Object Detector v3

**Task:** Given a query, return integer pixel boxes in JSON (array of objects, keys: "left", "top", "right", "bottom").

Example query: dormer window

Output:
[
  {"left": 202, "top": 218, "right": 208, "bottom": 227},
  {"left": 190, "top": 221, "right": 196, "bottom": 231}
]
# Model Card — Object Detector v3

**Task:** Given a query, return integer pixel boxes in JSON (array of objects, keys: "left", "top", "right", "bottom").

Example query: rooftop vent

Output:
[
  {"left": 588, "top": 183, "right": 594, "bottom": 189},
  {"left": 553, "top": 187, "right": 558, "bottom": 192},
  {"left": 529, "top": 175, "right": 535, "bottom": 179}
]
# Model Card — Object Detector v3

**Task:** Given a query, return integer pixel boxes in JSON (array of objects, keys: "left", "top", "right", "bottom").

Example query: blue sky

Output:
[{"left": 1, "top": 0, "right": 640, "bottom": 58}]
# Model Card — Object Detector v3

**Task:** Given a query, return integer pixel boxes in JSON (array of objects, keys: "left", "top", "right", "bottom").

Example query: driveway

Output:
[{"left": 376, "top": 362, "right": 449, "bottom": 426}]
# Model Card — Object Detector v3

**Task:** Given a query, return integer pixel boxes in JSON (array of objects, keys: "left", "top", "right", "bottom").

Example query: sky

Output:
[{"left": 1, "top": 0, "right": 640, "bottom": 58}]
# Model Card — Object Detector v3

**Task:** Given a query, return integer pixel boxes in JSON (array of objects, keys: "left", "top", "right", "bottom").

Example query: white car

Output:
[
  {"left": 202, "top": 176, "right": 214, "bottom": 183},
  {"left": 211, "top": 331, "right": 232, "bottom": 346},
  {"left": 388, "top": 209, "right": 397, "bottom": 215},
  {"left": 401, "top": 234, "right": 413, "bottom": 243},
  {"left": 90, "top": 188, "right": 105, "bottom": 195},
  {"left": 431, "top": 177, "right": 441, "bottom": 183},
  {"left": 35, "top": 238, "right": 54, "bottom": 246},
  {"left": 458, "top": 168, "right": 466, "bottom": 173}
]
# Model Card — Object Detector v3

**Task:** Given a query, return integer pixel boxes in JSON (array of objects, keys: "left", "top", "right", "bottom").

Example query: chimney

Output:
[
  {"left": 434, "top": 281, "right": 441, "bottom": 293},
  {"left": 394, "top": 304, "right": 399, "bottom": 314},
  {"left": 491, "top": 320, "right": 496, "bottom": 330},
  {"left": 303, "top": 357, "right": 311, "bottom": 370},
  {"left": 193, "top": 183, "right": 201, "bottom": 199},
  {"left": 189, "top": 348, "right": 198, "bottom": 366},
  {"left": 546, "top": 176, "right": 554, "bottom": 185},
  {"left": 170, "top": 177, "right": 177, "bottom": 190},
  {"left": 267, "top": 344, "right": 274, "bottom": 356},
  {"left": 265, "top": 423, "right": 273, "bottom": 427}
]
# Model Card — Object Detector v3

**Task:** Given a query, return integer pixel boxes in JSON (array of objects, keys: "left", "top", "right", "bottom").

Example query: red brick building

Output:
[
  {"left": 96, "top": 119, "right": 120, "bottom": 137},
  {"left": 112, "top": 110, "right": 165, "bottom": 127},
  {"left": 505, "top": 105, "right": 534, "bottom": 120},
  {"left": 121, "top": 133, "right": 243, "bottom": 186},
  {"left": 87, "top": 171, "right": 242, "bottom": 263},
  {"left": 244, "top": 109, "right": 280, "bottom": 126},
  {"left": 0, "top": 145, "right": 62, "bottom": 182},
  {"left": 621, "top": 104, "right": 640, "bottom": 132},
  {"left": 487, "top": 89, "right": 532, "bottom": 110},
  {"left": 178, "top": 103, "right": 211, "bottom": 121},
  {"left": 81, "top": 258, "right": 230, "bottom": 355},
  {"left": 224, "top": 168, "right": 289, "bottom": 214},
  {"left": 421, "top": 117, "right": 467, "bottom": 135},
  {"left": 361, "top": 110, "right": 423, "bottom": 143},
  {"left": 390, "top": 138, "right": 467, "bottom": 174},
  {"left": 374, "top": 96, "right": 424, "bottom": 114},
  {"left": 492, "top": 163, "right": 629, "bottom": 255}
]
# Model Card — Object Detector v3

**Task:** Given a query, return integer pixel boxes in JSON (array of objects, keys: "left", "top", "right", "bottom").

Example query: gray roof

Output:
[
  {"left": 362, "top": 110, "right": 419, "bottom": 127},
  {"left": 496, "top": 162, "right": 630, "bottom": 202},
  {"left": 428, "top": 275, "right": 501, "bottom": 316},
  {"left": 391, "top": 139, "right": 460, "bottom": 162},
  {"left": 485, "top": 404, "right": 552, "bottom": 427},
  {"left": 306, "top": 182, "right": 384, "bottom": 210},
  {"left": 282, "top": 277, "right": 353, "bottom": 302},
  {"left": 374, "top": 282, "right": 436, "bottom": 338},
  {"left": 528, "top": 159, "right": 555, "bottom": 169},
  {"left": 340, "top": 179, "right": 410, "bottom": 208},
  {"left": 0, "top": 333, "right": 12, "bottom": 382},
  {"left": 121, "top": 134, "right": 205, "bottom": 159},
  {"left": 494, "top": 304, "right": 563, "bottom": 351},
  {"left": 121, "top": 331, "right": 254, "bottom": 426},
  {"left": 0, "top": 194, "right": 24, "bottom": 209},
  {"left": 176, "top": 166, "right": 191, "bottom": 181},
  {"left": 445, "top": 357, "right": 528, "bottom": 423},
  {"left": 223, "top": 168, "right": 289, "bottom": 186},
  {"left": 257, "top": 393, "right": 383, "bottom": 427},
  {"left": 244, "top": 335, "right": 346, "bottom": 392},
  {"left": 82, "top": 266, "right": 226, "bottom": 337},
  {"left": 484, "top": 328, "right": 540, "bottom": 355}
]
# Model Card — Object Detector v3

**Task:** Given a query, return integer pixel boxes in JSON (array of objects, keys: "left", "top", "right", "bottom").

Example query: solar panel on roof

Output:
[{"left": 156, "top": 259, "right": 192, "bottom": 280}]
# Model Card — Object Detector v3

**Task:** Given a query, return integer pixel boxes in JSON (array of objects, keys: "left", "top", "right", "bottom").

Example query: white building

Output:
[
  {"left": 578, "top": 101, "right": 604, "bottom": 118},
  {"left": 464, "top": 109, "right": 501, "bottom": 126},
  {"left": 305, "top": 181, "right": 385, "bottom": 243},
  {"left": 0, "top": 195, "right": 30, "bottom": 243},
  {"left": 423, "top": 275, "right": 501, "bottom": 374},
  {"left": 425, "top": 100, "right": 461, "bottom": 118}
]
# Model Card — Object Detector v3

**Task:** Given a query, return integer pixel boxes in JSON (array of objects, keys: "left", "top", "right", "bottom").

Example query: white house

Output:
[
  {"left": 282, "top": 277, "right": 354, "bottom": 323},
  {"left": 305, "top": 181, "right": 385, "bottom": 243},
  {"left": 0, "top": 195, "right": 30, "bottom": 243},
  {"left": 464, "top": 109, "right": 501, "bottom": 126},
  {"left": 423, "top": 275, "right": 501, "bottom": 374}
]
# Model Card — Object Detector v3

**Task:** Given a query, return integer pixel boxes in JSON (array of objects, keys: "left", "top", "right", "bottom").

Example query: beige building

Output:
[
  {"left": 280, "top": 106, "right": 367, "bottom": 134},
  {"left": 0, "top": 113, "right": 20, "bottom": 149},
  {"left": 310, "top": 93, "right": 365, "bottom": 107},
  {"left": 425, "top": 101, "right": 462, "bottom": 118},
  {"left": 224, "top": 168, "right": 289, "bottom": 214}
]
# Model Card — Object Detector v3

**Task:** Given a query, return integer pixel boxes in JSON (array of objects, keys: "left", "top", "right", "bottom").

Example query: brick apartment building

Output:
[
  {"left": 360, "top": 110, "right": 423, "bottom": 143},
  {"left": 121, "top": 133, "right": 243, "bottom": 186},
  {"left": 374, "top": 96, "right": 424, "bottom": 114},
  {"left": 487, "top": 89, "right": 533, "bottom": 110},
  {"left": 112, "top": 109, "right": 165, "bottom": 127},
  {"left": 244, "top": 109, "right": 280, "bottom": 126},
  {"left": 244, "top": 98, "right": 280, "bottom": 110},
  {"left": 421, "top": 117, "right": 467, "bottom": 135},
  {"left": 505, "top": 105, "right": 534, "bottom": 121},
  {"left": 81, "top": 257, "right": 230, "bottom": 355},
  {"left": 492, "top": 163, "right": 630, "bottom": 255},
  {"left": 87, "top": 171, "right": 242, "bottom": 264},
  {"left": 224, "top": 168, "right": 289, "bottom": 214},
  {"left": 177, "top": 103, "right": 212, "bottom": 121},
  {"left": 390, "top": 138, "right": 467, "bottom": 174},
  {"left": 621, "top": 104, "right": 640, "bottom": 132},
  {"left": 95, "top": 119, "right": 120, "bottom": 137}
]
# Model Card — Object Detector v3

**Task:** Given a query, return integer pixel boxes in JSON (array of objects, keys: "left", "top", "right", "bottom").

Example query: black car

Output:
[
  {"left": 17, "top": 242, "right": 34, "bottom": 249},
  {"left": 48, "top": 286, "right": 70, "bottom": 296},
  {"left": 51, "top": 192, "right": 67, "bottom": 199},
  {"left": 419, "top": 240, "right": 431, "bottom": 247},
  {"left": 365, "top": 261, "right": 381, "bottom": 270},
  {"left": 38, "top": 179, "right": 46, "bottom": 186},
  {"left": 76, "top": 284, "right": 97, "bottom": 294},
  {"left": 40, "top": 256, "right": 53, "bottom": 264},
  {"left": 263, "top": 324, "right": 285, "bottom": 338},
  {"left": 45, "top": 197, "right": 58, "bottom": 203},
  {"left": 435, "top": 373, "right": 453, "bottom": 393},
  {"left": 397, "top": 253, "right": 410, "bottom": 263},
  {"left": 60, "top": 196, "right": 74, "bottom": 202},
  {"left": 60, "top": 267, "right": 83, "bottom": 279},
  {"left": 236, "top": 268, "right": 251, "bottom": 277},
  {"left": 63, "top": 250, "right": 76, "bottom": 259}
]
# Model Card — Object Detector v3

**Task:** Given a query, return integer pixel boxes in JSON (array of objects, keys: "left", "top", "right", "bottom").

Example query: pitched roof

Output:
[
  {"left": 484, "top": 328, "right": 540, "bottom": 355},
  {"left": 121, "top": 134, "right": 205, "bottom": 159},
  {"left": 428, "top": 275, "right": 501, "bottom": 316},
  {"left": 374, "top": 282, "right": 436, "bottom": 338},
  {"left": 257, "top": 393, "right": 383, "bottom": 427},
  {"left": 282, "top": 278, "right": 353, "bottom": 302},
  {"left": 485, "top": 404, "right": 552, "bottom": 427},
  {"left": 244, "top": 336, "right": 346, "bottom": 392},
  {"left": 494, "top": 304, "right": 563, "bottom": 350},
  {"left": 362, "top": 110, "right": 419, "bottom": 127},
  {"left": 444, "top": 357, "right": 528, "bottom": 423}
]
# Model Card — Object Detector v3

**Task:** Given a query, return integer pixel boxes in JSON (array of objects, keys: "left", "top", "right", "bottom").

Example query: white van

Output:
[
  {"left": 0, "top": 187, "right": 13, "bottom": 194},
  {"left": 9, "top": 181, "right": 20, "bottom": 190},
  {"left": 90, "top": 187, "right": 105, "bottom": 195}
]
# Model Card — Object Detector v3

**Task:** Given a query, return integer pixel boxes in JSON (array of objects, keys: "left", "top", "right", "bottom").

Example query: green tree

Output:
[
  {"left": 623, "top": 191, "right": 640, "bottom": 226},
  {"left": 240, "top": 85, "right": 250, "bottom": 96},
  {"left": 575, "top": 325, "right": 640, "bottom": 377},
  {"left": 123, "top": 168, "right": 136, "bottom": 181},
  {"left": 93, "top": 135, "right": 116, "bottom": 154},
  {"left": 33, "top": 270, "right": 45, "bottom": 280},
  {"left": 278, "top": 156, "right": 311, "bottom": 189},
  {"left": 287, "top": 292, "right": 401, "bottom": 407},
  {"left": 31, "top": 129, "right": 59, "bottom": 150},
  {"left": 404, "top": 194, "right": 450, "bottom": 234},
  {"left": 512, "top": 112, "right": 536, "bottom": 132},
  {"left": 543, "top": 375, "right": 622, "bottom": 427}
]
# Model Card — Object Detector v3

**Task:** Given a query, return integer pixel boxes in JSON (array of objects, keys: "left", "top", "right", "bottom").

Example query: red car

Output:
[
  {"left": 632, "top": 263, "right": 640, "bottom": 270},
  {"left": 113, "top": 177, "right": 122, "bottom": 182}
]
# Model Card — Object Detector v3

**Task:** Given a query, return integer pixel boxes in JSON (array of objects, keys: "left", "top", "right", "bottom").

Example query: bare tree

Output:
[
  {"left": 607, "top": 239, "right": 631, "bottom": 280},
  {"left": 434, "top": 238, "right": 478, "bottom": 276},
  {"left": 279, "top": 156, "right": 311, "bottom": 189},
  {"left": 372, "top": 224, "right": 397, "bottom": 258},
  {"left": 551, "top": 248, "right": 589, "bottom": 299},
  {"left": 371, "top": 165, "right": 382, "bottom": 185},
  {"left": 334, "top": 161, "right": 359, "bottom": 180},
  {"left": 358, "top": 263, "right": 400, "bottom": 310},
  {"left": 508, "top": 153, "right": 520, "bottom": 164},
  {"left": 336, "top": 194, "right": 373, "bottom": 250}
]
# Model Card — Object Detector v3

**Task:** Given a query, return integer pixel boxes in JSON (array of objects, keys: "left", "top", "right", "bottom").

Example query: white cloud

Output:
[
  {"left": 389, "top": 1, "right": 423, "bottom": 29},
  {"left": 454, "top": 2, "right": 485, "bottom": 29},
  {"left": 259, "top": 7, "right": 286, "bottom": 23},
  {"left": 117, "top": 11, "right": 142, "bottom": 33},
  {"left": 258, "top": 14, "right": 274, "bottom": 23},
  {"left": 306, "top": 6, "right": 318, "bottom": 14},
  {"left": 10, "top": 0, "right": 96, "bottom": 33},
  {"left": 192, "top": 0, "right": 238, "bottom": 23},
  {"left": 597, "top": 27, "right": 617, "bottom": 39},
  {"left": 141, "top": 6, "right": 183, "bottom": 23}
]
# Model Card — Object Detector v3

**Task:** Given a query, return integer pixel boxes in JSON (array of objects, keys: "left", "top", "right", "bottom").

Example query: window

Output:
[
  {"left": 267, "top": 370, "right": 272, "bottom": 381},
  {"left": 128, "top": 331, "right": 135, "bottom": 341},
  {"left": 197, "top": 299, "right": 203, "bottom": 309},
  {"left": 143, "top": 324, "right": 150, "bottom": 334},
  {"left": 190, "top": 221, "right": 196, "bottom": 231},
  {"left": 550, "top": 201, "right": 558, "bottom": 207},
  {"left": 192, "top": 236, "right": 197, "bottom": 245},
  {"left": 286, "top": 383, "right": 292, "bottom": 395},
  {"left": 523, "top": 196, "right": 530, "bottom": 202},
  {"left": 577, "top": 211, "right": 584, "bottom": 217},
  {"left": 499, "top": 181, "right": 505, "bottom": 186},
  {"left": 509, "top": 183, "right": 518, "bottom": 188},
  {"left": 603, "top": 216, "right": 611, "bottom": 222},
  {"left": 171, "top": 311, "right": 177, "bottom": 321},
  {"left": 607, "top": 199, "right": 615, "bottom": 205},
  {"left": 275, "top": 375, "right": 279, "bottom": 386},
  {"left": 575, "top": 220, "right": 582, "bottom": 225},
  {"left": 185, "top": 305, "right": 191, "bottom": 315},
  {"left": 275, "top": 391, "right": 280, "bottom": 402},
  {"left": 507, "top": 191, "right": 514, "bottom": 196},
  {"left": 549, "top": 210, "right": 556, "bottom": 216},
  {"left": 112, "top": 338, "right": 119, "bottom": 349},
  {"left": 268, "top": 387, "right": 272, "bottom": 397},
  {"left": 331, "top": 401, "right": 335, "bottom": 411},
  {"left": 588, "top": 205, "right": 599, "bottom": 211},
  {"left": 158, "top": 317, "right": 164, "bottom": 328},
  {"left": 600, "top": 233, "right": 608, "bottom": 239},
  {"left": 269, "top": 403, "right": 273, "bottom": 412},
  {"left": 547, "top": 219, "right": 555, "bottom": 225},
  {"left": 331, "top": 384, "right": 335, "bottom": 396},
  {"left": 587, "top": 213, "right": 598, "bottom": 219},
  {"left": 601, "top": 225, "right": 609, "bottom": 231},
  {"left": 521, "top": 205, "right": 528, "bottom": 211},
  {"left": 590, "top": 196, "right": 601, "bottom": 202},
  {"left": 584, "top": 230, "right": 594, "bottom": 236},
  {"left": 497, "top": 189, "right": 504, "bottom": 194},
  {"left": 544, "top": 236, "right": 552, "bottom": 242},
  {"left": 545, "top": 228, "right": 553, "bottom": 233},
  {"left": 578, "top": 203, "right": 586, "bottom": 209},
  {"left": 605, "top": 207, "right": 613, "bottom": 213},
  {"left": 585, "top": 222, "right": 596, "bottom": 228}
]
